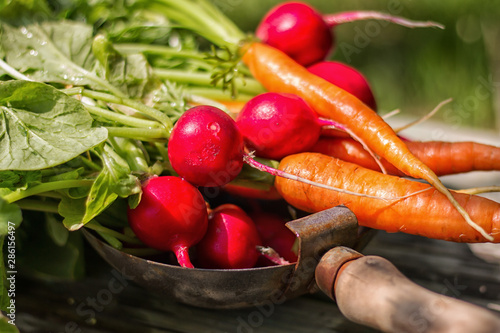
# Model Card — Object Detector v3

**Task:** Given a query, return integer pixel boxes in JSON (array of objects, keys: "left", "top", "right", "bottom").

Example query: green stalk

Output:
[
  {"left": 84, "top": 104, "right": 162, "bottom": 129},
  {"left": 0, "top": 58, "right": 33, "bottom": 81},
  {"left": 108, "top": 137, "right": 151, "bottom": 173},
  {"left": 114, "top": 43, "right": 206, "bottom": 60},
  {"left": 3, "top": 179, "right": 94, "bottom": 204},
  {"left": 186, "top": 87, "right": 254, "bottom": 102},
  {"left": 153, "top": 68, "right": 265, "bottom": 95},
  {"left": 85, "top": 221, "right": 143, "bottom": 245},
  {"left": 65, "top": 87, "right": 173, "bottom": 130},
  {"left": 154, "top": 142, "right": 170, "bottom": 164},
  {"left": 105, "top": 127, "right": 169, "bottom": 140},
  {"left": 15, "top": 199, "right": 59, "bottom": 213},
  {"left": 78, "top": 155, "right": 102, "bottom": 172},
  {"left": 149, "top": 0, "right": 245, "bottom": 50}
]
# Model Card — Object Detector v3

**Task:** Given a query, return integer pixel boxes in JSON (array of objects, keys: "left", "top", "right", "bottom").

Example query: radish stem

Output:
[
  {"left": 324, "top": 10, "right": 445, "bottom": 29},
  {"left": 3, "top": 180, "right": 94, "bottom": 204},
  {"left": 174, "top": 245, "right": 194, "bottom": 268}
]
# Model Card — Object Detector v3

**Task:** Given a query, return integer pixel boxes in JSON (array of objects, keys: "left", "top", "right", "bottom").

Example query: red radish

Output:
[
  {"left": 252, "top": 211, "right": 298, "bottom": 264},
  {"left": 127, "top": 176, "right": 208, "bottom": 268},
  {"left": 307, "top": 61, "right": 377, "bottom": 111},
  {"left": 169, "top": 104, "right": 397, "bottom": 201},
  {"left": 168, "top": 105, "right": 245, "bottom": 187},
  {"left": 256, "top": 1, "right": 444, "bottom": 66},
  {"left": 256, "top": 2, "right": 332, "bottom": 67},
  {"left": 236, "top": 92, "right": 321, "bottom": 160},
  {"left": 196, "top": 204, "right": 262, "bottom": 269}
]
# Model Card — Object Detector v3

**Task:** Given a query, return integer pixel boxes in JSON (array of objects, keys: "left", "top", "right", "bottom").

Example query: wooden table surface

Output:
[{"left": 15, "top": 229, "right": 500, "bottom": 333}]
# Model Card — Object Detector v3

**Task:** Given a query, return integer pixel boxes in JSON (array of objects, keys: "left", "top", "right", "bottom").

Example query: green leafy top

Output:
[
  {"left": 0, "top": 80, "right": 108, "bottom": 170},
  {"left": 0, "top": 0, "right": 275, "bottom": 313}
]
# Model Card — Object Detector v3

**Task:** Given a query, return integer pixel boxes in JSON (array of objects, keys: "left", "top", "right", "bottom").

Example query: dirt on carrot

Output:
[{"left": 274, "top": 152, "right": 500, "bottom": 243}]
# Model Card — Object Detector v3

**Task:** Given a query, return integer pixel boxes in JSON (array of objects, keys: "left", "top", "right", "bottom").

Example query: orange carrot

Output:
[
  {"left": 275, "top": 152, "right": 500, "bottom": 243},
  {"left": 218, "top": 100, "right": 247, "bottom": 116},
  {"left": 241, "top": 42, "right": 492, "bottom": 241},
  {"left": 190, "top": 100, "right": 246, "bottom": 117},
  {"left": 320, "top": 127, "right": 351, "bottom": 138},
  {"left": 312, "top": 137, "right": 500, "bottom": 177}
]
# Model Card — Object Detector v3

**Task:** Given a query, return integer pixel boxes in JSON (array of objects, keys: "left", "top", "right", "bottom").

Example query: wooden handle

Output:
[{"left": 316, "top": 247, "right": 500, "bottom": 333}]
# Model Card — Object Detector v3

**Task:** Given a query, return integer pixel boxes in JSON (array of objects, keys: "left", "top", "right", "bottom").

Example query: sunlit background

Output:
[{"left": 220, "top": 0, "right": 500, "bottom": 132}]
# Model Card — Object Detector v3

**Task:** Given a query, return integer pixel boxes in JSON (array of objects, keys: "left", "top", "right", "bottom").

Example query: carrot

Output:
[
  {"left": 320, "top": 127, "right": 351, "bottom": 139},
  {"left": 312, "top": 137, "right": 500, "bottom": 177},
  {"left": 218, "top": 100, "right": 247, "bottom": 116},
  {"left": 190, "top": 100, "right": 246, "bottom": 117},
  {"left": 274, "top": 152, "right": 500, "bottom": 243},
  {"left": 241, "top": 41, "right": 492, "bottom": 241}
]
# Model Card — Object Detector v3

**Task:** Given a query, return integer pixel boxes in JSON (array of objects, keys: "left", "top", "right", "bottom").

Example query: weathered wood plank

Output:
[{"left": 15, "top": 230, "right": 499, "bottom": 332}]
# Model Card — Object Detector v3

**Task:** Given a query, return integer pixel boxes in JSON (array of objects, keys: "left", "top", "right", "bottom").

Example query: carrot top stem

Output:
[
  {"left": 394, "top": 98, "right": 452, "bottom": 133},
  {"left": 456, "top": 187, "right": 500, "bottom": 195}
]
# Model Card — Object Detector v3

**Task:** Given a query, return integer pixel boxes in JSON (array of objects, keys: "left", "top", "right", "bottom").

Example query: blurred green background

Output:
[{"left": 216, "top": 0, "right": 500, "bottom": 132}]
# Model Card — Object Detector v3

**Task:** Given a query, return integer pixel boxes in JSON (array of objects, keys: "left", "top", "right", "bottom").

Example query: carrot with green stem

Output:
[
  {"left": 275, "top": 152, "right": 500, "bottom": 243},
  {"left": 240, "top": 42, "right": 493, "bottom": 241}
]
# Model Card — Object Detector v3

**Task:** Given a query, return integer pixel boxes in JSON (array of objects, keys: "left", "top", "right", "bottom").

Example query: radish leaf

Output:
[
  {"left": 0, "top": 21, "right": 124, "bottom": 96},
  {"left": 0, "top": 21, "right": 96, "bottom": 85},
  {"left": 59, "top": 144, "right": 140, "bottom": 231},
  {"left": 0, "top": 80, "right": 108, "bottom": 170}
]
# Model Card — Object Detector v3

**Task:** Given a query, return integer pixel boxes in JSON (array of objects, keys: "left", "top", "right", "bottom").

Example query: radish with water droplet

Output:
[
  {"left": 168, "top": 104, "right": 400, "bottom": 201},
  {"left": 256, "top": 1, "right": 444, "bottom": 66},
  {"left": 168, "top": 105, "right": 245, "bottom": 187},
  {"left": 196, "top": 204, "right": 262, "bottom": 269},
  {"left": 127, "top": 176, "right": 208, "bottom": 268}
]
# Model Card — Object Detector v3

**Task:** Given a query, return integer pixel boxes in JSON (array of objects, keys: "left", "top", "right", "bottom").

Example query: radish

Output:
[
  {"left": 235, "top": 92, "right": 355, "bottom": 160},
  {"left": 252, "top": 211, "right": 298, "bottom": 264},
  {"left": 307, "top": 61, "right": 377, "bottom": 111},
  {"left": 235, "top": 92, "right": 321, "bottom": 160},
  {"left": 127, "top": 176, "right": 208, "bottom": 268},
  {"left": 256, "top": 1, "right": 444, "bottom": 66},
  {"left": 169, "top": 104, "right": 401, "bottom": 201},
  {"left": 168, "top": 105, "right": 245, "bottom": 187},
  {"left": 196, "top": 204, "right": 262, "bottom": 269}
]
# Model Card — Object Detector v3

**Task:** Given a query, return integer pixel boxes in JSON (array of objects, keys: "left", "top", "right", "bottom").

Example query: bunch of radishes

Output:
[
  {"left": 127, "top": 173, "right": 298, "bottom": 269},
  {"left": 127, "top": 103, "right": 303, "bottom": 269},
  {"left": 126, "top": 1, "right": 436, "bottom": 269}
]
